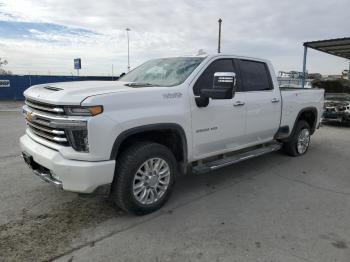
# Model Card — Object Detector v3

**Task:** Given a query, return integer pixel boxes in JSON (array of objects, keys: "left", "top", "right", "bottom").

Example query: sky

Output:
[{"left": 0, "top": 0, "right": 349, "bottom": 76}]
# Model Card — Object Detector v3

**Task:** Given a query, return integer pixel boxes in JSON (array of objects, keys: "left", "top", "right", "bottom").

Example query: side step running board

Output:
[{"left": 192, "top": 143, "right": 282, "bottom": 174}]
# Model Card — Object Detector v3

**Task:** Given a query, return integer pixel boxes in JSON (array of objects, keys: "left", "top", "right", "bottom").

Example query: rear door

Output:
[{"left": 237, "top": 59, "right": 281, "bottom": 143}]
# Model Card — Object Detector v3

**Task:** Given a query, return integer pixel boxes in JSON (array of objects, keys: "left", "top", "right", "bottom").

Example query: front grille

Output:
[
  {"left": 26, "top": 114, "right": 68, "bottom": 145},
  {"left": 24, "top": 98, "right": 88, "bottom": 150},
  {"left": 25, "top": 99, "right": 65, "bottom": 114},
  {"left": 24, "top": 99, "right": 69, "bottom": 145}
]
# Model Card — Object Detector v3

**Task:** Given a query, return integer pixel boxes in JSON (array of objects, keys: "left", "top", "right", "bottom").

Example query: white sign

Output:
[{"left": 0, "top": 80, "right": 10, "bottom": 87}]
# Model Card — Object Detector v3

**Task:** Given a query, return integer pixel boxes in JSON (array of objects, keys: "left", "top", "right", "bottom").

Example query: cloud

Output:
[{"left": 0, "top": 0, "right": 349, "bottom": 75}]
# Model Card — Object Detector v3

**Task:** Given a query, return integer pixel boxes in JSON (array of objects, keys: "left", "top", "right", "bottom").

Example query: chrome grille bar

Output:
[
  {"left": 26, "top": 121, "right": 65, "bottom": 135},
  {"left": 29, "top": 128, "right": 68, "bottom": 143},
  {"left": 25, "top": 99, "right": 64, "bottom": 113}
]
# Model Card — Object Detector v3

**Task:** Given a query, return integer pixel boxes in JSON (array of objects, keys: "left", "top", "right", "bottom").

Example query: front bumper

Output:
[{"left": 20, "top": 134, "right": 115, "bottom": 193}]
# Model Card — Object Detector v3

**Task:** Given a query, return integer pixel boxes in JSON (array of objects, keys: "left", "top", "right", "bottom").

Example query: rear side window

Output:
[
  {"left": 238, "top": 60, "right": 272, "bottom": 91},
  {"left": 193, "top": 59, "right": 235, "bottom": 96}
]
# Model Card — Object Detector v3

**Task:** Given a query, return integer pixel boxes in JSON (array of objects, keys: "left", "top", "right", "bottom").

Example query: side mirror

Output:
[{"left": 201, "top": 72, "right": 236, "bottom": 99}]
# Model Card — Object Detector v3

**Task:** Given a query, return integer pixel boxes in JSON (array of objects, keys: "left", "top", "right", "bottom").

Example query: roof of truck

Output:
[
  {"left": 209, "top": 53, "right": 269, "bottom": 62},
  {"left": 180, "top": 53, "right": 270, "bottom": 63}
]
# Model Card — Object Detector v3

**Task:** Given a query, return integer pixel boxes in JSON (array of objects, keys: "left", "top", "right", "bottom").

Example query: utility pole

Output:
[
  {"left": 301, "top": 46, "right": 308, "bottom": 88},
  {"left": 218, "top": 18, "right": 222, "bottom": 53},
  {"left": 126, "top": 28, "right": 131, "bottom": 72}
]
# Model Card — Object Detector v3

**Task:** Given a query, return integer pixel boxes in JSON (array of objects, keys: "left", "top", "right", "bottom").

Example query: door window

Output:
[
  {"left": 193, "top": 59, "right": 235, "bottom": 96},
  {"left": 238, "top": 60, "right": 272, "bottom": 91}
]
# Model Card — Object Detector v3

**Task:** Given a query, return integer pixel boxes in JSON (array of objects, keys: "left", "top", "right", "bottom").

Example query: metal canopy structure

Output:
[
  {"left": 301, "top": 37, "right": 350, "bottom": 87},
  {"left": 304, "top": 37, "right": 350, "bottom": 59}
]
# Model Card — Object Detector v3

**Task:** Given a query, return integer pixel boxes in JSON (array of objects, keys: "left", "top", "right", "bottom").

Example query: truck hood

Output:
[{"left": 24, "top": 81, "right": 133, "bottom": 105}]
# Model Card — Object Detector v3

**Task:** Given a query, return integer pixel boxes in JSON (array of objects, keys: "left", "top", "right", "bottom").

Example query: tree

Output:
[
  {"left": 0, "top": 58, "right": 7, "bottom": 66},
  {"left": 0, "top": 58, "right": 12, "bottom": 75}
]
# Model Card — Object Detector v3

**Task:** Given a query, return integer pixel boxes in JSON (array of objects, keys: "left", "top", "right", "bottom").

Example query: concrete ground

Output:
[{"left": 1, "top": 102, "right": 350, "bottom": 262}]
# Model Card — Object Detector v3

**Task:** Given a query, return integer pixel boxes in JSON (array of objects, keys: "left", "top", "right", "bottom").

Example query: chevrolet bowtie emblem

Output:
[{"left": 26, "top": 112, "right": 35, "bottom": 121}]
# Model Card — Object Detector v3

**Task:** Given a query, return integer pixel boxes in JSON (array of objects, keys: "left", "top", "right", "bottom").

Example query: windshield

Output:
[{"left": 119, "top": 57, "right": 205, "bottom": 87}]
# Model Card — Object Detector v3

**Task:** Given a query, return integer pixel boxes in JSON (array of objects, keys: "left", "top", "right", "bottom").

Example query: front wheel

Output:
[
  {"left": 283, "top": 120, "right": 311, "bottom": 156},
  {"left": 111, "top": 142, "right": 176, "bottom": 215}
]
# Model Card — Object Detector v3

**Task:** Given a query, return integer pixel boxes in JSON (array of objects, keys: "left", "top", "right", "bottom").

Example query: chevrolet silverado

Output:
[{"left": 20, "top": 54, "right": 324, "bottom": 214}]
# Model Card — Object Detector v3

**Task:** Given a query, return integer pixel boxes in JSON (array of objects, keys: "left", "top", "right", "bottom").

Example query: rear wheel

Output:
[
  {"left": 111, "top": 142, "right": 176, "bottom": 215},
  {"left": 283, "top": 120, "right": 311, "bottom": 156}
]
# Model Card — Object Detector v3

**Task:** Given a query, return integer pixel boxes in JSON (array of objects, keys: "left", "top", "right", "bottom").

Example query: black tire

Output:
[
  {"left": 283, "top": 120, "right": 311, "bottom": 157},
  {"left": 111, "top": 142, "right": 177, "bottom": 215}
]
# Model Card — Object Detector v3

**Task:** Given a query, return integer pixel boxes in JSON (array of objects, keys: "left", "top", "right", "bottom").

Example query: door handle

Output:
[
  {"left": 233, "top": 101, "right": 245, "bottom": 106},
  {"left": 271, "top": 98, "right": 280, "bottom": 103}
]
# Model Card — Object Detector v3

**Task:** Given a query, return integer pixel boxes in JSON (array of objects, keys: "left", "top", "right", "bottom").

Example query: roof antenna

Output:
[{"left": 218, "top": 18, "right": 222, "bottom": 53}]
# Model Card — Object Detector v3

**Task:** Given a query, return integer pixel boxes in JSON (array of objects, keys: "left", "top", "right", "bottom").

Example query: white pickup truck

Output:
[{"left": 20, "top": 54, "right": 324, "bottom": 214}]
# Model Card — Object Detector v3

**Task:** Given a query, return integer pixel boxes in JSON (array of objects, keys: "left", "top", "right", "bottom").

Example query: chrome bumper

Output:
[
  {"left": 22, "top": 152, "right": 63, "bottom": 188},
  {"left": 33, "top": 169, "right": 63, "bottom": 187}
]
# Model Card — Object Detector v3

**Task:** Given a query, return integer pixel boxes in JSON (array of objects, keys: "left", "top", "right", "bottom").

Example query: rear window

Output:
[{"left": 238, "top": 60, "right": 272, "bottom": 91}]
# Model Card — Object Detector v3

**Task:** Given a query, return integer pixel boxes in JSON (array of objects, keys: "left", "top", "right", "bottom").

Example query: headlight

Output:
[
  {"left": 65, "top": 105, "right": 103, "bottom": 116},
  {"left": 62, "top": 121, "right": 89, "bottom": 152},
  {"left": 66, "top": 129, "right": 89, "bottom": 152},
  {"left": 63, "top": 106, "right": 102, "bottom": 152}
]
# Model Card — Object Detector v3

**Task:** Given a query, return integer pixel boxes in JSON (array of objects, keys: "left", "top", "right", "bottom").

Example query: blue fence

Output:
[{"left": 0, "top": 75, "right": 116, "bottom": 100}]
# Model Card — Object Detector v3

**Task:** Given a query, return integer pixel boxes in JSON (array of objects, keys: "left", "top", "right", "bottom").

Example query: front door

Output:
[{"left": 190, "top": 58, "right": 247, "bottom": 160}]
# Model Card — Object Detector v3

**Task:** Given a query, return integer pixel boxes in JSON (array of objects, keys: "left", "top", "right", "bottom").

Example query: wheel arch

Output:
[
  {"left": 291, "top": 107, "right": 318, "bottom": 136},
  {"left": 279, "top": 107, "right": 318, "bottom": 142},
  {"left": 110, "top": 123, "right": 188, "bottom": 173}
]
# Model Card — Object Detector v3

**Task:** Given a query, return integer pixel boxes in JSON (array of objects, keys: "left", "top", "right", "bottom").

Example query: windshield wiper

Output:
[{"left": 124, "top": 82, "right": 159, "bottom": 87}]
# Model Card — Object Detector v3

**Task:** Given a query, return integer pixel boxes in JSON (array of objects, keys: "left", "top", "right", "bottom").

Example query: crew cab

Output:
[{"left": 20, "top": 54, "right": 324, "bottom": 214}]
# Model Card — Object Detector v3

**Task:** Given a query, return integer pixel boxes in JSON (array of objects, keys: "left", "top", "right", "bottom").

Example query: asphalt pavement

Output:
[{"left": 1, "top": 102, "right": 349, "bottom": 262}]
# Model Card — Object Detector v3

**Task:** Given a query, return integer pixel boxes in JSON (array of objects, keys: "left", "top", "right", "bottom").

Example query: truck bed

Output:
[{"left": 280, "top": 88, "right": 324, "bottom": 134}]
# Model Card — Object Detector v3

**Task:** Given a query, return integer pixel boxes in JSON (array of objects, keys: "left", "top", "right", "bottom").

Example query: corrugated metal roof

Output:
[{"left": 304, "top": 37, "right": 350, "bottom": 59}]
